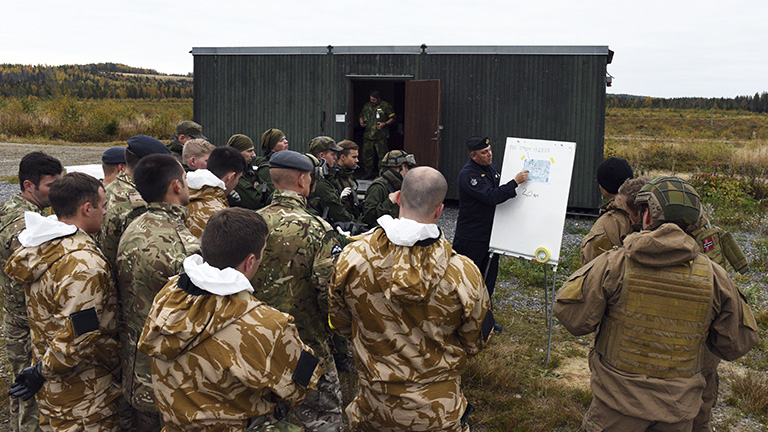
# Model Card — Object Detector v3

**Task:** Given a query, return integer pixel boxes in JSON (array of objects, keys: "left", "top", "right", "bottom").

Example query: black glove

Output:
[
  {"left": 333, "top": 221, "right": 369, "bottom": 236},
  {"left": 9, "top": 362, "right": 45, "bottom": 401}
]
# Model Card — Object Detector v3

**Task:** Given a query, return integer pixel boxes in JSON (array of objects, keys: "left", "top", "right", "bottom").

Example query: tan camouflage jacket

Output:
[
  {"left": 329, "top": 227, "right": 492, "bottom": 431},
  {"left": 556, "top": 224, "right": 759, "bottom": 423},
  {"left": 138, "top": 273, "right": 321, "bottom": 431},
  {"left": 116, "top": 202, "right": 200, "bottom": 412},
  {"left": 5, "top": 229, "right": 121, "bottom": 423},
  {"left": 252, "top": 189, "right": 342, "bottom": 371},
  {"left": 186, "top": 184, "right": 228, "bottom": 239},
  {"left": 97, "top": 171, "right": 146, "bottom": 269},
  {"left": 579, "top": 198, "right": 634, "bottom": 265},
  {"left": 0, "top": 195, "right": 46, "bottom": 328}
]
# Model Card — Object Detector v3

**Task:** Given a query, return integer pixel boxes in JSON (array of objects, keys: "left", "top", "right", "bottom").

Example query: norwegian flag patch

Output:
[{"left": 702, "top": 237, "right": 714, "bottom": 252}]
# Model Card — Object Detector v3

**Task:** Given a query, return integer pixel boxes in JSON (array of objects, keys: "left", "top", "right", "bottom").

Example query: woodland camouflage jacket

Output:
[
  {"left": 5, "top": 229, "right": 121, "bottom": 423},
  {"left": 186, "top": 184, "right": 228, "bottom": 239},
  {"left": 138, "top": 274, "right": 320, "bottom": 431},
  {"left": 98, "top": 171, "right": 146, "bottom": 269},
  {"left": 116, "top": 202, "right": 200, "bottom": 412},
  {"left": 329, "top": 228, "right": 492, "bottom": 431},
  {"left": 251, "top": 189, "right": 341, "bottom": 372}
]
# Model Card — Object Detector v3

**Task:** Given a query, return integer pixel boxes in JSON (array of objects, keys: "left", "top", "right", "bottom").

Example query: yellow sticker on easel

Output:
[{"left": 534, "top": 247, "right": 550, "bottom": 262}]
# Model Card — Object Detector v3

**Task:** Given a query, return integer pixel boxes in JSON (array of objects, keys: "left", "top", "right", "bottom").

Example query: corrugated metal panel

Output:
[{"left": 192, "top": 46, "right": 607, "bottom": 210}]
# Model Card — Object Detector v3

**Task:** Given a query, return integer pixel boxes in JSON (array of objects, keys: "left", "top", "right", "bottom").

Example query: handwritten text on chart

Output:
[
  {"left": 508, "top": 145, "right": 551, "bottom": 154},
  {"left": 521, "top": 188, "right": 540, "bottom": 198}
]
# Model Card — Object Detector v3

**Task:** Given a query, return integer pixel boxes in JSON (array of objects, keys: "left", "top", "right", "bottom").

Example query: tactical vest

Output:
[{"left": 595, "top": 255, "right": 714, "bottom": 378}]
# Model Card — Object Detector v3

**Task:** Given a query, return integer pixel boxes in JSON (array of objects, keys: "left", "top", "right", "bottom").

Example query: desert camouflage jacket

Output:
[
  {"left": 252, "top": 189, "right": 341, "bottom": 371},
  {"left": 98, "top": 171, "right": 147, "bottom": 269},
  {"left": 186, "top": 184, "right": 228, "bottom": 239},
  {"left": 329, "top": 227, "right": 492, "bottom": 431},
  {"left": 116, "top": 202, "right": 200, "bottom": 412},
  {"left": 138, "top": 273, "right": 320, "bottom": 431},
  {"left": 0, "top": 195, "right": 46, "bottom": 324},
  {"left": 580, "top": 198, "right": 634, "bottom": 265},
  {"left": 556, "top": 224, "right": 759, "bottom": 423},
  {"left": 5, "top": 229, "right": 121, "bottom": 422}
]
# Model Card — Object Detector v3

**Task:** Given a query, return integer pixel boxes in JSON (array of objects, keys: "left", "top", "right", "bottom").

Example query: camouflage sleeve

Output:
[
  {"left": 383, "top": 101, "right": 395, "bottom": 120},
  {"left": 328, "top": 247, "right": 354, "bottom": 337},
  {"left": 453, "top": 258, "right": 492, "bottom": 354},
  {"left": 362, "top": 184, "right": 394, "bottom": 227},
  {"left": 41, "top": 254, "right": 114, "bottom": 376},
  {"left": 312, "top": 230, "right": 341, "bottom": 319},
  {"left": 97, "top": 213, "right": 122, "bottom": 267},
  {"left": 707, "top": 262, "right": 759, "bottom": 361},
  {"left": 555, "top": 251, "right": 622, "bottom": 336}
]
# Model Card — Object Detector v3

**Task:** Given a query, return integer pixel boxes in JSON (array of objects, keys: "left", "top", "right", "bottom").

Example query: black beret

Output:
[
  {"left": 127, "top": 135, "right": 172, "bottom": 158},
  {"left": 596, "top": 157, "right": 633, "bottom": 194},
  {"left": 466, "top": 136, "right": 490, "bottom": 152},
  {"left": 101, "top": 146, "right": 126, "bottom": 164},
  {"left": 269, "top": 150, "right": 313, "bottom": 172}
]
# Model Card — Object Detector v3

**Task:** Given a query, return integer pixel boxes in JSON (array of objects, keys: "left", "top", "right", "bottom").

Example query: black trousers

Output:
[{"left": 452, "top": 238, "right": 499, "bottom": 300}]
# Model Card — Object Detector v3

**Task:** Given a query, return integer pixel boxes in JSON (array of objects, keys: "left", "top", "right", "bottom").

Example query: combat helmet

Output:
[
  {"left": 634, "top": 176, "right": 701, "bottom": 230},
  {"left": 303, "top": 153, "right": 327, "bottom": 183},
  {"left": 380, "top": 150, "right": 416, "bottom": 168}
]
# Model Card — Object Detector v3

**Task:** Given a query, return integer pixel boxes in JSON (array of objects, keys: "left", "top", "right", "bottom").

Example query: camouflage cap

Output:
[
  {"left": 308, "top": 136, "right": 342, "bottom": 155},
  {"left": 175, "top": 121, "right": 207, "bottom": 140},
  {"left": 635, "top": 176, "right": 701, "bottom": 229},
  {"left": 269, "top": 150, "right": 313, "bottom": 172},
  {"left": 381, "top": 150, "right": 416, "bottom": 168}
]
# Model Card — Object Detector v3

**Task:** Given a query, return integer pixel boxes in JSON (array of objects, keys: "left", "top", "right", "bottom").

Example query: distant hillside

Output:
[
  {"left": 608, "top": 92, "right": 768, "bottom": 113},
  {"left": 0, "top": 63, "right": 192, "bottom": 99}
]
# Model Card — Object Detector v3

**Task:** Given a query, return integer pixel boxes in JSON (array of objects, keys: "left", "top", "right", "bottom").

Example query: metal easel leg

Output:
[{"left": 545, "top": 265, "right": 557, "bottom": 366}]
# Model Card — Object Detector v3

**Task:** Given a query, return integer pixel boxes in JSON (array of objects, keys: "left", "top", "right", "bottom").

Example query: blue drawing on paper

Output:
[{"left": 523, "top": 158, "right": 551, "bottom": 184}]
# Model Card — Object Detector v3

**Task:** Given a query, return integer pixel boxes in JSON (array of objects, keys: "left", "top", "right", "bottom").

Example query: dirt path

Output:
[{"left": 0, "top": 142, "right": 109, "bottom": 179}]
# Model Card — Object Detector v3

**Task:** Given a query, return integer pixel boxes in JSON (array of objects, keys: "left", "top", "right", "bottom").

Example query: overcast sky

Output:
[{"left": 3, "top": 0, "right": 766, "bottom": 98}]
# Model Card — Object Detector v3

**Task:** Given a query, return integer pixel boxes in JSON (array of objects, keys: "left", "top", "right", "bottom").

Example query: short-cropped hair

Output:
[
  {"left": 207, "top": 146, "right": 247, "bottom": 179},
  {"left": 202, "top": 208, "right": 269, "bottom": 269},
  {"left": 133, "top": 154, "right": 184, "bottom": 203},
  {"left": 49, "top": 172, "right": 102, "bottom": 219},
  {"left": 182, "top": 139, "right": 215, "bottom": 163},
  {"left": 18, "top": 151, "right": 63, "bottom": 191},
  {"left": 400, "top": 167, "right": 447, "bottom": 219},
  {"left": 338, "top": 140, "right": 359, "bottom": 156}
]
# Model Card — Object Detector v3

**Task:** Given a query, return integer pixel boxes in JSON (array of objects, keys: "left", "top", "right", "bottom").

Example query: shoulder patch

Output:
[
  {"left": 469, "top": 177, "right": 478, "bottom": 186},
  {"left": 292, "top": 350, "right": 319, "bottom": 388},
  {"left": 331, "top": 244, "right": 343, "bottom": 255},
  {"left": 70, "top": 307, "right": 100, "bottom": 336},
  {"left": 702, "top": 236, "right": 714, "bottom": 252}
]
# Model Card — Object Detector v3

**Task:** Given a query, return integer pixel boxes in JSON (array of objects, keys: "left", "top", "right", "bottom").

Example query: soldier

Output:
[
  {"left": 227, "top": 133, "right": 263, "bottom": 209},
  {"left": 180, "top": 138, "right": 214, "bottom": 171},
  {"left": 555, "top": 176, "right": 759, "bottom": 432},
  {"left": 185, "top": 146, "right": 245, "bottom": 238},
  {"left": 615, "top": 176, "right": 651, "bottom": 229},
  {"left": 0, "top": 151, "right": 62, "bottom": 432},
  {"left": 308, "top": 136, "right": 356, "bottom": 224},
  {"left": 116, "top": 154, "right": 201, "bottom": 431},
  {"left": 251, "top": 150, "right": 344, "bottom": 431},
  {"left": 97, "top": 134, "right": 171, "bottom": 269},
  {"left": 453, "top": 136, "right": 528, "bottom": 333},
  {"left": 330, "top": 167, "right": 494, "bottom": 431},
  {"left": 5, "top": 173, "right": 122, "bottom": 431},
  {"left": 167, "top": 120, "right": 206, "bottom": 159},
  {"left": 361, "top": 150, "right": 416, "bottom": 227},
  {"left": 101, "top": 146, "right": 126, "bottom": 186},
  {"left": 358, "top": 90, "right": 395, "bottom": 179},
  {"left": 579, "top": 157, "right": 634, "bottom": 265},
  {"left": 138, "top": 208, "right": 322, "bottom": 431},
  {"left": 332, "top": 140, "right": 362, "bottom": 218}
]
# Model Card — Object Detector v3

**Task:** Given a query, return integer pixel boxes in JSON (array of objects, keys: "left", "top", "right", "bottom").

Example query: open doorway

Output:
[{"left": 349, "top": 80, "right": 406, "bottom": 152}]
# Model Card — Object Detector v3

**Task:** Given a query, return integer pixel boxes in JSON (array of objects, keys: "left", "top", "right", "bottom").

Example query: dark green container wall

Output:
[{"left": 192, "top": 47, "right": 608, "bottom": 210}]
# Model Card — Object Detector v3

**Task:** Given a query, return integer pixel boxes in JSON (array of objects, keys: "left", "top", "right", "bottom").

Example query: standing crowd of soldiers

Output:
[{"left": 0, "top": 113, "right": 760, "bottom": 432}]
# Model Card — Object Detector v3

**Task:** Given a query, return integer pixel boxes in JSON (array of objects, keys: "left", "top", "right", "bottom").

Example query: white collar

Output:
[
  {"left": 18, "top": 212, "right": 78, "bottom": 247},
  {"left": 186, "top": 169, "right": 225, "bottom": 190},
  {"left": 182, "top": 254, "right": 254, "bottom": 296},
  {"left": 377, "top": 215, "right": 440, "bottom": 247}
]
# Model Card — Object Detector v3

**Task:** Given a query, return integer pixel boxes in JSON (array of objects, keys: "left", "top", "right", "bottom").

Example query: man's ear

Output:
[
  {"left": 22, "top": 179, "right": 35, "bottom": 193},
  {"left": 394, "top": 190, "right": 402, "bottom": 206},
  {"left": 172, "top": 178, "right": 183, "bottom": 195}
]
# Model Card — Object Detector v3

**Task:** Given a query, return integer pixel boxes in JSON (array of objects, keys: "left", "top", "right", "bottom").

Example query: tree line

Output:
[
  {"left": 0, "top": 63, "right": 193, "bottom": 99},
  {"left": 608, "top": 92, "right": 768, "bottom": 113}
]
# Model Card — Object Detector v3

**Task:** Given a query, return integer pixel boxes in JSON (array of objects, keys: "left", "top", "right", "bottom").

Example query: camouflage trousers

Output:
[
  {"left": 581, "top": 396, "right": 693, "bottom": 432},
  {"left": 360, "top": 138, "right": 389, "bottom": 177},
  {"left": 4, "top": 312, "right": 40, "bottom": 432},
  {"left": 288, "top": 368, "right": 343, "bottom": 432}
]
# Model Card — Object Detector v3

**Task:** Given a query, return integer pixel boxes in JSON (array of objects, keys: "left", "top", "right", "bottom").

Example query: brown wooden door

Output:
[{"left": 404, "top": 80, "right": 441, "bottom": 169}]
